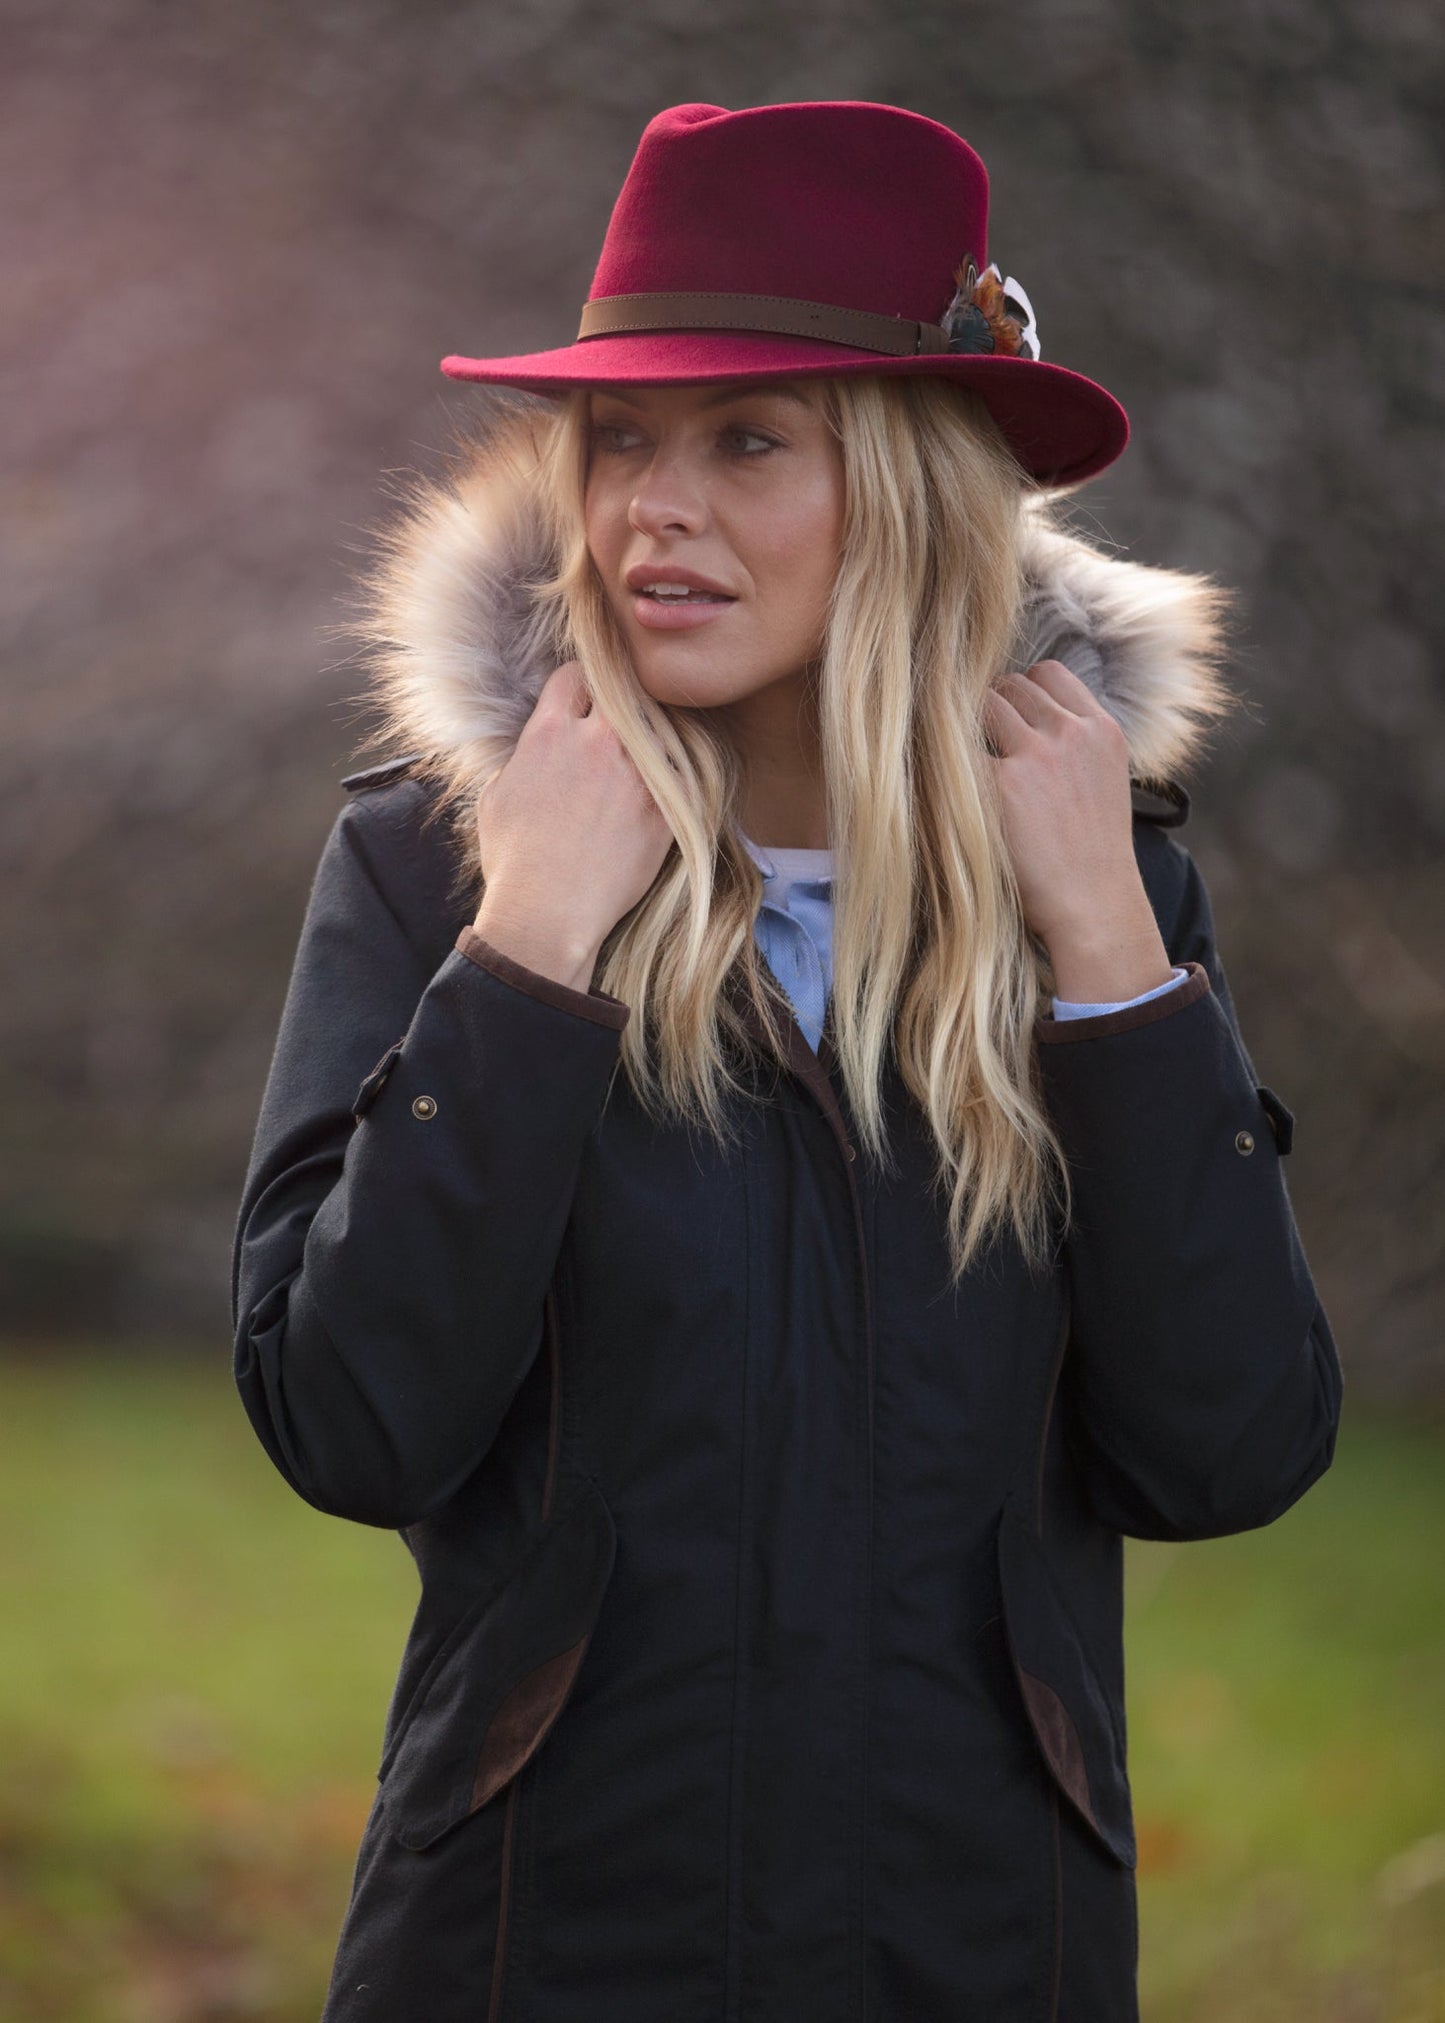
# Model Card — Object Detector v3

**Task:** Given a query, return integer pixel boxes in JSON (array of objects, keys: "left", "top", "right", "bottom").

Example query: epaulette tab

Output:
[
  {"left": 1129, "top": 776, "right": 1190, "bottom": 828},
  {"left": 340, "top": 751, "right": 425, "bottom": 795}
]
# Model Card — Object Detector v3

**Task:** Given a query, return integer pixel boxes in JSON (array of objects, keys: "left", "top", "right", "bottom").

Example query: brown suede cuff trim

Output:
[
  {"left": 454, "top": 927, "right": 631, "bottom": 1030},
  {"left": 1035, "top": 958, "right": 1211, "bottom": 1043}
]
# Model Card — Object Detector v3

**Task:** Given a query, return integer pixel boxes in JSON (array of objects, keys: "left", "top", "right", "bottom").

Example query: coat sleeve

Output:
[
  {"left": 230, "top": 788, "right": 630, "bottom": 1530},
  {"left": 1036, "top": 830, "right": 1345, "bottom": 1543}
]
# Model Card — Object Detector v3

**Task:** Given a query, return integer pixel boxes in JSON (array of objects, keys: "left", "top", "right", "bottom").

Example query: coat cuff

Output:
[
  {"left": 1050, "top": 964, "right": 1191, "bottom": 1021},
  {"left": 1036, "top": 958, "right": 1211, "bottom": 1043},
  {"left": 455, "top": 926, "right": 630, "bottom": 1030}
]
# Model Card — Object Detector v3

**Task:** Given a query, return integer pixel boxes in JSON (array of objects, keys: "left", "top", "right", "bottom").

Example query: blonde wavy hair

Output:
[{"left": 511, "top": 373, "right": 1081, "bottom": 1286}]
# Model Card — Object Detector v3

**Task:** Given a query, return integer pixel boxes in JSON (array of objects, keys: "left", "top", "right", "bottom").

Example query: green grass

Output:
[
  {"left": 0, "top": 1352, "right": 418, "bottom": 2023},
  {"left": 2, "top": 1352, "right": 1441, "bottom": 2021},
  {"left": 1125, "top": 1408, "right": 1445, "bottom": 2022}
]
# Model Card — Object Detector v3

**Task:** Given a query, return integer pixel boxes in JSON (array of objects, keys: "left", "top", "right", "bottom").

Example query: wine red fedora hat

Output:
[{"left": 439, "top": 100, "right": 1130, "bottom": 488}]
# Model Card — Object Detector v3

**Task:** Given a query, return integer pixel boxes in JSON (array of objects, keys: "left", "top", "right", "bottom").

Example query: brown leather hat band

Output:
[{"left": 577, "top": 291, "right": 952, "bottom": 357}]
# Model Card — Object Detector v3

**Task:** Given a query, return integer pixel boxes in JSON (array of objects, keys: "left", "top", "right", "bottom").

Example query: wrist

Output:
[
  {"left": 1044, "top": 895, "right": 1173, "bottom": 1004},
  {"left": 470, "top": 894, "right": 604, "bottom": 997}
]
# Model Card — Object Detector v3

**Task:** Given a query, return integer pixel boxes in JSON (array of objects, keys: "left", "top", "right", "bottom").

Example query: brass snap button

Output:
[
  {"left": 845, "top": 1142, "right": 856, "bottom": 1162},
  {"left": 412, "top": 1094, "right": 438, "bottom": 1121},
  {"left": 1235, "top": 1129, "right": 1254, "bottom": 1155}
]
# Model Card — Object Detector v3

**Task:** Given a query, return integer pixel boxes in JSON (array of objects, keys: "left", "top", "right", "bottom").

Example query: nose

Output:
[{"left": 626, "top": 443, "right": 708, "bottom": 540}]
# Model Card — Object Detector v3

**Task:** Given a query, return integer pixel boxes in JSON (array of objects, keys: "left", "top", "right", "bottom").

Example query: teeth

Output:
[{"left": 649, "top": 585, "right": 694, "bottom": 597}]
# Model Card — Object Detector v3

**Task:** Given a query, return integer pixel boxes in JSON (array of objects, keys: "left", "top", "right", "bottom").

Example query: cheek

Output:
[
  {"left": 583, "top": 480, "right": 625, "bottom": 576},
  {"left": 754, "top": 472, "right": 844, "bottom": 615}
]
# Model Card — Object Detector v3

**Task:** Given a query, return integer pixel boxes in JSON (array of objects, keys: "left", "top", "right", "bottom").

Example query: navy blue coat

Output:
[{"left": 231, "top": 748, "right": 1343, "bottom": 2023}]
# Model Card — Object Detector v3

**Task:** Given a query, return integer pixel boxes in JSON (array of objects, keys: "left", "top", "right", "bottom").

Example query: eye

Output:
[
  {"left": 586, "top": 419, "right": 782, "bottom": 457},
  {"left": 587, "top": 421, "right": 642, "bottom": 453},
  {"left": 720, "top": 425, "right": 780, "bottom": 456}
]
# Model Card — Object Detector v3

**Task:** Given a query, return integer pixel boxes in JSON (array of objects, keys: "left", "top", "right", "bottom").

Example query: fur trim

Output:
[{"left": 336, "top": 396, "right": 1238, "bottom": 812}]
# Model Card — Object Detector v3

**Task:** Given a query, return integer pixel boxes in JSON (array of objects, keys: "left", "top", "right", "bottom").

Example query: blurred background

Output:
[{"left": 3, "top": 1, "right": 1442, "bottom": 2018}]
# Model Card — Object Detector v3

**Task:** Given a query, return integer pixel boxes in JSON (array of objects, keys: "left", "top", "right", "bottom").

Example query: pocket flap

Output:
[
  {"left": 1255, "top": 1083, "right": 1294, "bottom": 1156},
  {"left": 996, "top": 1494, "right": 1136, "bottom": 1868},
  {"left": 380, "top": 1477, "right": 617, "bottom": 1851}
]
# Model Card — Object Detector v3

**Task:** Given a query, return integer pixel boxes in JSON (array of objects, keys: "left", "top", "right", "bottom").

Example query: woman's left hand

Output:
[{"left": 981, "top": 659, "right": 1175, "bottom": 999}]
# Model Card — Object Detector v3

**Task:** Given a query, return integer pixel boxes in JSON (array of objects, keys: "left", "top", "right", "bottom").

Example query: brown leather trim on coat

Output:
[
  {"left": 454, "top": 926, "right": 631, "bottom": 1029},
  {"left": 1018, "top": 1669, "right": 1102, "bottom": 1840},
  {"left": 470, "top": 1634, "right": 591, "bottom": 1814},
  {"left": 1035, "top": 957, "right": 1211, "bottom": 1043}
]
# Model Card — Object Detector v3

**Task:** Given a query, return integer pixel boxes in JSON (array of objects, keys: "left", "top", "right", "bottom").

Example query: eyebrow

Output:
[{"left": 590, "top": 382, "right": 815, "bottom": 411}]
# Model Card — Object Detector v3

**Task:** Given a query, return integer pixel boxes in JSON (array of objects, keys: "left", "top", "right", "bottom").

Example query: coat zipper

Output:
[
  {"left": 736, "top": 984, "right": 876, "bottom": 2017},
  {"left": 814, "top": 1014, "right": 876, "bottom": 2023}
]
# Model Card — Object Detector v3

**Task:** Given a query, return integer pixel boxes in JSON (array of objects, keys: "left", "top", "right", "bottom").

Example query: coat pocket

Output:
[
  {"left": 379, "top": 1476, "right": 617, "bottom": 1852},
  {"left": 995, "top": 1492, "right": 1137, "bottom": 1868}
]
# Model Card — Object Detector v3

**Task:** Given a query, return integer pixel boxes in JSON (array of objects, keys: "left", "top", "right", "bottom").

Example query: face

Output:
[{"left": 582, "top": 379, "right": 846, "bottom": 715}]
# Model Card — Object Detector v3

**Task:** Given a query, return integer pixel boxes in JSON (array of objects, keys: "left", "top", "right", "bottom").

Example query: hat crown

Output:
[
  {"left": 438, "top": 99, "right": 1131, "bottom": 489},
  {"left": 589, "top": 101, "right": 991, "bottom": 327}
]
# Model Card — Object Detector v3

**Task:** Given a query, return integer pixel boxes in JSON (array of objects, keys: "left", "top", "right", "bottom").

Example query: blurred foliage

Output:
[
  {"left": 1, "top": 1353, "right": 1441, "bottom": 2020},
  {"left": 2, "top": 0, "right": 1442, "bottom": 1385}
]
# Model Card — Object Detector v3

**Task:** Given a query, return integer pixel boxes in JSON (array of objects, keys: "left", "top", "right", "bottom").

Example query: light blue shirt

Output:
[{"left": 738, "top": 830, "right": 1189, "bottom": 1055}]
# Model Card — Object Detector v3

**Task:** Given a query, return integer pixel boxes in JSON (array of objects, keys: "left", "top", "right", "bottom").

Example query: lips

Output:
[
  {"left": 629, "top": 584, "right": 738, "bottom": 631},
  {"left": 624, "top": 565, "right": 737, "bottom": 600}
]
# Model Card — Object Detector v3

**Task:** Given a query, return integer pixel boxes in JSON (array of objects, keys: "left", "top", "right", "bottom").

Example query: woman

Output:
[{"left": 231, "top": 101, "right": 1344, "bottom": 2022}]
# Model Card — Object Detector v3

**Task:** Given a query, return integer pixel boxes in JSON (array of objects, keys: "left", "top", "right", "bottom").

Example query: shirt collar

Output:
[
  {"left": 737, "top": 828, "right": 833, "bottom": 888},
  {"left": 738, "top": 829, "right": 775, "bottom": 880}
]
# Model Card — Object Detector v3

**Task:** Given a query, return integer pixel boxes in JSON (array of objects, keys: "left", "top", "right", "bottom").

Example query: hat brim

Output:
[{"left": 438, "top": 330, "right": 1128, "bottom": 488}]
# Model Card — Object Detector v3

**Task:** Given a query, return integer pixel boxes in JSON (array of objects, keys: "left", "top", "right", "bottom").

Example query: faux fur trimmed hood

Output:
[{"left": 337, "top": 394, "right": 1237, "bottom": 827}]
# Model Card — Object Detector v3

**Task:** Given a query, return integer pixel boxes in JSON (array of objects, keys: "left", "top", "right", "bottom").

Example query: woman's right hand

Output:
[{"left": 469, "top": 661, "right": 676, "bottom": 992}]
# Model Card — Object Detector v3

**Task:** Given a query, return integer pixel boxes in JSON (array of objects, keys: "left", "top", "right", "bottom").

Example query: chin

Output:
[{"left": 632, "top": 659, "right": 744, "bottom": 710}]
